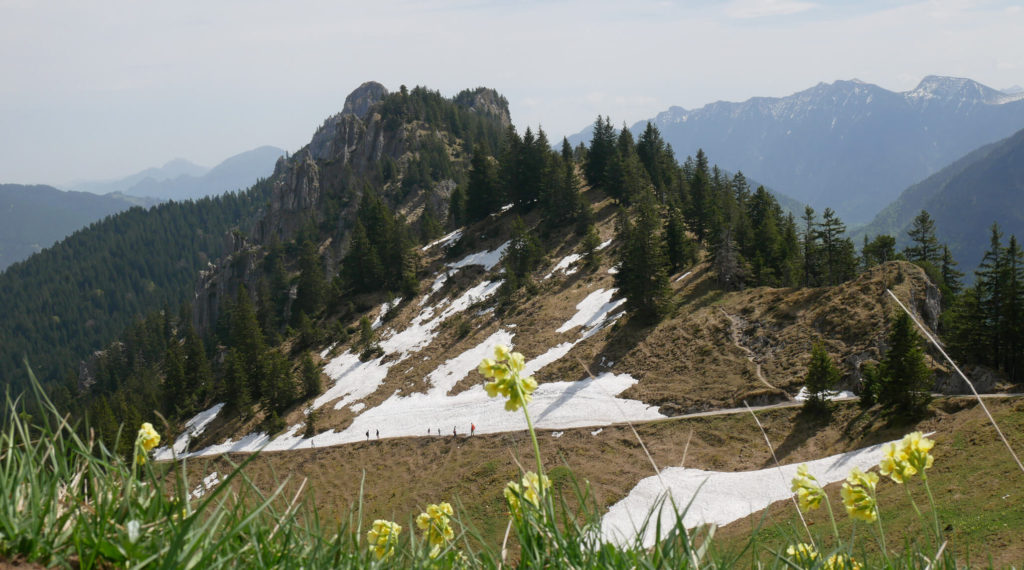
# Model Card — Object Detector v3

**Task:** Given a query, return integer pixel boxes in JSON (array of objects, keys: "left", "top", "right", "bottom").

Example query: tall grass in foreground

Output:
[{"left": 0, "top": 359, "right": 1003, "bottom": 568}]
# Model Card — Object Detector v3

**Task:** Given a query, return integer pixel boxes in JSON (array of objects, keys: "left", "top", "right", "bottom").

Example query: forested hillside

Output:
[
  {"left": 0, "top": 184, "right": 158, "bottom": 270},
  {"left": 0, "top": 185, "right": 270, "bottom": 395}
]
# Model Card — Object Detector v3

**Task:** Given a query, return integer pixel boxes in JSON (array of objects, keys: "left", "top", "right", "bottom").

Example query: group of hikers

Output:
[{"left": 365, "top": 423, "right": 477, "bottom": 441}]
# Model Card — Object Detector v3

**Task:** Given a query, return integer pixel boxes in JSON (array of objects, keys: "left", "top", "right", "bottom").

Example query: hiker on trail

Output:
[
  {"left": 427, "top": 428, "right": 431, "bottom": 435},
  {"left": 471, "top": 423, "right": 476, "bottom": 436},
  {"left": 365, "top": 430, "right": 369, "bottom": 441},
  {"left": 376, "top": 429, "right": 380, "bottom": 439},
  {"left": 452, "top": 426, "right": 457, "bottom": 437}
]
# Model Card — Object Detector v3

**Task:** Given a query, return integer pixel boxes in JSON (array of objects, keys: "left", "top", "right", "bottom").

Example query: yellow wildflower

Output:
[
  {"left": 504, "top": 471, "right": 551, "bottom": 519},
  {"left": 901, "top": 431, "right": 935, "bottom": 474},
  {"left": 785, "top": 542, "right": 819, "bottom": 565},
  {"left": 790, "top": 464, "right": 826, "bottom": 512},
  {"left": 479, "top": 345, "right": 538, "bottom": 412},
  {"left": 367, "top": 519, "right": 401, "bottom": 560},
  {"left": 416, "top": 501, "right": 455, "bottom": 555},
  {"left": 824, "top": 553, "right": 864, "bottom": 570},
  {"left": 840, "top": 467, "right": 878, "bottom": 522},
  {"left": 493, "top": 344, "right": 511, "bottom": 361},
  {"left": 508, "top": 351, "right": 525, "bottom": 372},
  {"left": 879, "top": 441, "right": 915, "bottom": 484},
  {"left": 134, "top": 422, "right": 160, "bottom": 465}
]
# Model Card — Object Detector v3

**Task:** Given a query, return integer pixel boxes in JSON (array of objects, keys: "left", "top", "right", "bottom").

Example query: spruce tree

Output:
[
  {"left": 905, "top": 210, "right": 941, "bottom": 264},
  {"left": 584, "top": 116, "right": 616, "bottom": 190},
  {"left": 300, "top": 352, "right": 322, "bottom": 398},
  {"left": 804, "top": 341, "right": 840, "bottom": 412},
  {"left": 878, "top": 311, "right": 933, "bottom": 417},
  {"left": 614, "top": 189, "right": 671, "bottom": 319},
  {"left": 465, "top": 144, "right": 501, "bottom": 222}
]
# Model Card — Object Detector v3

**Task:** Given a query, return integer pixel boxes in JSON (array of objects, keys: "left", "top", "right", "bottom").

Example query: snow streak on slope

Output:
[
  {"left": 152, "top": 403, "right": 224, "bottom": 460},
  {"left": 173, "top": 273, "right": 659, "bottom": 457},
  {"left": 602, "top": 439, "right": 896, "bottom": 547}
]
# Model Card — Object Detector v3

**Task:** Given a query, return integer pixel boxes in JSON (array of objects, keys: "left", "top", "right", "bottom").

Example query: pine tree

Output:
[
  {"left": 862, "top": 234, "right": 897, "bottom": 269},
  {"left": 580, "top": 224, "right": 603, "bottom": 271},
  {"left": 465, "top": 144, "right": 500, "bottom": 222},
  {"left": 584, "top": 116, "right": 616, "bottom": 190},
  {"left": 801, "top": 206, "right": 821, "bottom": 286},
  {"left": 614, "top": 189, "right": 672, "bottom": 319},
  {"left": 502, "top": 217, "right": 543, "bottom": 281},
  {"left": 878, "top": 311, "right": 933, "bottom": 417},
  {"left": 905, "top": 210, "right": 941, "bottom": 264},
  {"left": 665, "top": 203, "right": 696, "bottom": 273},
  {"left": 818, "top": 208, "right": 856, "bottom": 285},
  {"left": 300, "top": 352, "right": 322, "bottom": 398},
  {"left": 804, "top": 342, "right": 840, "bottom": 412},
  {"left": 940, "top": 245, "right": 964, "bottom": 297},
  {"left": 293, "top": 240, "right": 326, "bottom": 323}
]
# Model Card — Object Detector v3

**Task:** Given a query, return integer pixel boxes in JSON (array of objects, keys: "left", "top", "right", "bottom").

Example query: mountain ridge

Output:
[
  {"left": 0, "top": 184, "right": 160, "bottom": 271},
  {"left": 569, "top": 75, "right": 1024, "bottom": 224},
  {"left": 70, "top": 146, "right": 285, "bottom": 201}
]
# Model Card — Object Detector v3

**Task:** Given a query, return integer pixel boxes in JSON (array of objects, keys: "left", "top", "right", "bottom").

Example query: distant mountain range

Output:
[
  {"left": 0, "top": 185, "right": 159, "bottom": 271},
  {"left": 856, "top": 126, "right": 1024, "bottom": 275},
  {"left": 570, "top": 76, "right": 1024, "bottom": 224},
  {"left": 69, "top": 146, "right": 285, "bottom": 201}
]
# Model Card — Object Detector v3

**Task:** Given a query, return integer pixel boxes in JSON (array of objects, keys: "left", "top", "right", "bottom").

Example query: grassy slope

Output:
[{"left": 182, "top": 397, "right": 1024, "bottom": 564}]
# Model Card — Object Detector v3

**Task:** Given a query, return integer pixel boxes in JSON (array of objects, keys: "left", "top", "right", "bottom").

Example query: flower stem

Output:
[
  {"left": 822, "top": 492, "right": 840, "bottom": 544},
  {"left": 922, "top": 474, "right": 942, "bottom": 541},
  {"left": 903, "top": 482, "right": 923, "bottom": 518},
  {"left": 515, "top": 382, "right": 545, "bottom": 480},
  {"left": 873, "top": 492, "right": 890, "bottom": 565}
]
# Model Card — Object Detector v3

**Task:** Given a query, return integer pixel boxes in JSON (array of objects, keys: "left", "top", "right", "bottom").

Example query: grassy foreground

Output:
[{"left": 3, "top": 362, "right": 1024, "bottom": 568}]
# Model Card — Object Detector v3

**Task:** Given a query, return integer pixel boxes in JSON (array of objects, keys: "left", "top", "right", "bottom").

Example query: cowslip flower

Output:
[
  {"left": 504, "top": 471, "right": 551, "bottom": 519},
  {"left": 878, "top": 441, "right": 915, "bottom": 484},
  {"left": 416, "top": 501, "right": 455, "bottom": 557},
  {"left": 824, "top": 553, "right": 863, "bottom": 570},
  {"left": 790, "top": 464, "right": 826, "bottom": 512},
  {"left": 880, "top": 432, "right": 935, "bottom": 484},
  {"left": 785, "top": 542, "right": 819, "bottom": 565},
  {"left": 367, "top": 519, "right": 402, "bottom": 560},
  {"left": 840, "top": 467, "right": 878, "bottom": 522},
  {"left": 135, "top": 422, "right": 160, "bottom": 465},
  {"left": 479, "top": 345, "right": 538, "bottom": 411},
  {"left": 901, "top": 431, "right": 935, "bottom": 474}
]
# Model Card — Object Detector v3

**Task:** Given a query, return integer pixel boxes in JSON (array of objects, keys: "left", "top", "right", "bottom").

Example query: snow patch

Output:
[
  {"left": 793, "top": 387, "right": 857, "bottom": 401},
  {"left": 190, "top": 472, "right": 220, "bottom": 500},
  {"left": 544, "top": 253, "right": 581, "bottom": 279},
  {"left": 556, "top": 289, "right": 626, "bottom": 335},
  {"left": 674, "top": 271, "right": 692, "bottom": 283},
  {"left": 152, "top": 403, "right": 224, "bottom": 460},
  {"left": 602, "top": 439, "right": 897, "bottom": 547},
  {"left": 551, "top": 431, "right": 564, "bottom": 439},
  {"left": 422, "top": 229, "right": 463, "bottom": 251}
]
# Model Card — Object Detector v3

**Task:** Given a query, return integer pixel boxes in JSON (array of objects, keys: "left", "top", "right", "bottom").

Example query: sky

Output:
[{"left": 1, "top": 0, "right": 1022, "bottom": 187}]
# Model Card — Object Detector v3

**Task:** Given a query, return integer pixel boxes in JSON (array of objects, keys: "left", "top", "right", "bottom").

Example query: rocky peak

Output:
[
  {"left": 906, "top": 75, "right": 1015, "bottom": 105},
  {"left": 342, "top": 81, "right": 389, "bottom": 119},
  {"left": 455, "top": 87, "right": 512, "bottom": 127}
]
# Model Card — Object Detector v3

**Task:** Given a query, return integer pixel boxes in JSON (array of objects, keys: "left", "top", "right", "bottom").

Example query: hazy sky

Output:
[{"left": 2, "top": 0, "right": 1022, "bottom": 186}]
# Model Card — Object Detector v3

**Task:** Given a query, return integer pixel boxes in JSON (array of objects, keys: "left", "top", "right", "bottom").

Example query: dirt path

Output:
[{"left": 719, "top": 309, "right": 792, "bottom": 399}]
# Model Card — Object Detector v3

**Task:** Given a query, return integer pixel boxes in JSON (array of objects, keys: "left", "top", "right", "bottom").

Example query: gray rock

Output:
[{"left": 342, "top": 81, "right": 389, "bottom": 119}]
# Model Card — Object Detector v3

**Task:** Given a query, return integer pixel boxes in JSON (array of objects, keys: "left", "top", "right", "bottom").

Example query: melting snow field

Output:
[
  {"left": 601, "top": 439, "right": 896, "bottom": 547},
  {"left": 171, "top": 272, "right": 659, "bottom": 459}
]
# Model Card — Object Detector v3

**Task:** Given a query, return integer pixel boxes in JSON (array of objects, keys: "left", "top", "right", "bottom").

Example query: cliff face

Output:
[{"left": 192, "top": 82, "right": 509, "bottom": 335}]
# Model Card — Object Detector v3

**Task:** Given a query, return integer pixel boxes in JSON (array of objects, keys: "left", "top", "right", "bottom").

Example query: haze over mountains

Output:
[
  {"left": 570, "top": 76, "right": 1024, "bottom": 224},
  {"left": 0, "top": 146, "right": 285, "bottom": 272},
  {"left": 0, "top": 185, "right": 160, "bottom": 271},
  {"left": 857, "top": 125, "right": 1024, "bottom": 274},
  {"left": 69, "top": 145, "right": 285, "bottom": 201}
]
